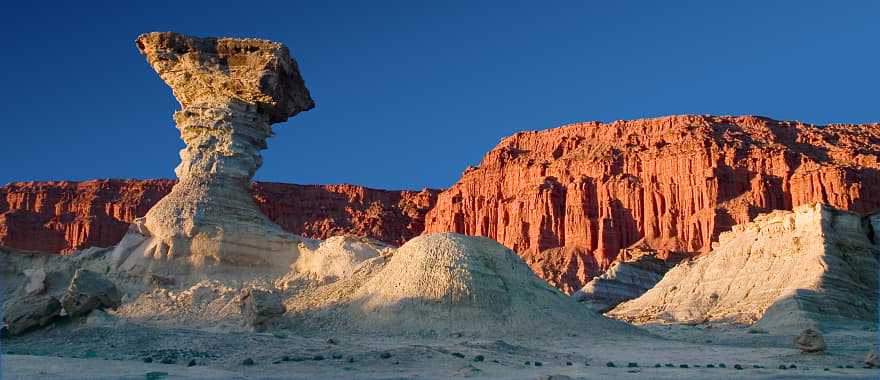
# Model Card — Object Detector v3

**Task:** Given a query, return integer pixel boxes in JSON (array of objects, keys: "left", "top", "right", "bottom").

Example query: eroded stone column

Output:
[{"left": 133, "top": 32, "right": 314, "bottom": 267}]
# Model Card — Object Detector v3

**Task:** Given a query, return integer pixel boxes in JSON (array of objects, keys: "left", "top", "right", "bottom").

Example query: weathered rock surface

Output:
[
  {"left": 132, "top": 31, "right": 314, "bottom": 267},
  {"left": 23, "top": 268, "right": 47, "bottom": 296},
  {"left": 286, "top": 233, "right": 634, "bottom": 337},
  {"left": 795, "top": 328, "right": 826, "bottom": 353},
  {"left": 424, "top": 115, "right": 880, "bottom": 293},
  {"left": 0, "top": 180, "right": 437, "bottom": 254},
  {"left": 61, "top": 269, "right": 122, "bottom": 317},
  {"left": 291, "top": 235, "right": 392, "bottom": 284},
  {"left": 240, "top": 288, "right": 285, "bottom": 330},
  {"left": 609, "top": 204, "right": 879, "bottom": 333},
  {"left": 2, "top": 296, "right": 62, "bottom": 336},
  {"left": 572, "top": 241, "right": 681, "bottom": 312}
]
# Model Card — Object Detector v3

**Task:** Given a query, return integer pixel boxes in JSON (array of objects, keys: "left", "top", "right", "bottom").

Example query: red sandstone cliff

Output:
[
  {"left": 0, "top": 180, "right": 437, "bottom": 253},
  {"left": 424, "top": 115, "right": 880, "bottom": 293}
]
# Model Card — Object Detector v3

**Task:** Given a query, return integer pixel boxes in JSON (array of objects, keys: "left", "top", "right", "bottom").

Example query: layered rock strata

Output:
[
  {"left": 424, "top": 115, "right": 880, "bottom": 293},
  {"left": 572, "top": 241, "right": 681, "bottom": 312},
  {"left": 0, "top": 180, "right": 437, "bottom": 253},
  {"left": 608, "top": 203, "right": 879, "bottom": 333}
]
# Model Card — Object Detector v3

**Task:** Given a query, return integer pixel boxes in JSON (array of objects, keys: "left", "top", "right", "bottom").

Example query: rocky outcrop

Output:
[
  {"left": 0, "top": 179, "right": 438, "bottom": 253},
  {"left": 795, "top": 328, "right": 826, "bottom": 353},
  {"left": 572, "top": 241, "right": 681, "bottom": 312},
  {"left": 424, "top": 115, "right": 880, "bottom": 293},
  {"left": 240, "top": 288, "right": 285, "bottom": 330},
  {"left": 61, "top": 269, "right": 122, "bottom": 317},
  {"left": 132, "top": 31, "right": 314, "bottom": 267},
  {"left": 0, "top": 180, "right": 437, "bottom": 254},
  {"left": 608, "top": 204, "right": 879, "bottom": 333},
  {"left": 2, "top": 296, "right": 62, "bottom": 336}
]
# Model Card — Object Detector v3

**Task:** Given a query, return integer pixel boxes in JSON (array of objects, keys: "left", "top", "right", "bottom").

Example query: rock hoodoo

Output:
[
  {"left": 132, "top": 32, "right": 314, "bottom": 267},
  {"left": 608, "top": 203, "right": 879, "bottom": 333},
  {"left": 424, "top": 115, "right": 880, "bottom": 293}
]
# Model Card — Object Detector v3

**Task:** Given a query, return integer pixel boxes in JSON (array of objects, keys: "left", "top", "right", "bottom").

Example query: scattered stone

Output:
[
  {"left": 242, "top": 358, "right": 255, "bottom": 366},
  {"left": 187, "top": 359, "right": 196, "bottom": 367},
  {"left": 327, "top": 338, "right": 338, "bottom": 345},
  {"left": 380, "top": 352, "right": 393, "bottom": 359},
  {"left": 734, "top": 364, "right": 743, "bottom": 370},
  {"left": 606, "top": 362, "right": 615, "bottom": 367},
  {"left": 313, "top": 355, "right": 325, "bottom": 361},
  {"left": 451, "top": 352, "right": 465, "bottom": 359},
  {"left": 240, "top": 288, "right": 286, "bottom": 330},
  {"left": 145, "top": 372, "right": 169, "bottom": 380},
  {"left": 473, "top": 355, "right": 485, "bottom": 362},
  {"left": 866, "top": 349, "right": 878, "bottom": 368},
  {"left": 60, "top": 269, "right": 121, "bottom": 317},
  {"left": 795, "top": 328, "right": 826, "bottom": 353},
  {"left": 148, "top": 273, "right": 176, "bottom": 287},
  {"left": 2, "top": 296, "right": 62, "bottom": 336},
  {"left": 628, "top": 362, "right": 638, "bottom": 368}
]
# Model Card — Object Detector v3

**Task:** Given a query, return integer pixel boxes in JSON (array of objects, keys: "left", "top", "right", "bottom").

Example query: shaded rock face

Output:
[
  {"left": 133, "top": 31, "right": 314, "bottom": 267},
  {"left": 424, "top": 115, "right": 880, "bottom": 293},
  {"left": 240, "top": 288, "right": 285, "bottom": 330},
  {"left": 572, "top": 242, "right": 681, "bottom": 312},
  {"left": 608, "top": 204, "right": 879, "bottom": 333},
  {"left": 61, "top": 269, "right": 122, "bottom": 317},
  {"left": 2, "top": 296, "right": 62, "bottom": 336},
  {"left": 0, "top": 180, "right": 437, "bottom": 253}
]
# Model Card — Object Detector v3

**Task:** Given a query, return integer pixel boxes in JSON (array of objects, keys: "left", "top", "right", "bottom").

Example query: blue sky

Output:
[{"left": 1, "top": 1, "right": 877, "bottom": 190}]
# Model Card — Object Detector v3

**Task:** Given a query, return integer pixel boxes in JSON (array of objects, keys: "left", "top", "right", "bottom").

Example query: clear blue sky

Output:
[{"left": 1, "top": 1, "right": 877, "bottom": 190}]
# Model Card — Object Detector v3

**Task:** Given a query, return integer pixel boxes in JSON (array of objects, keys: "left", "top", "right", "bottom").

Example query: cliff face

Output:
[
  {"left": 0, "top": 180, "right": 438, "bottom": 254},
  {"left": 424, "top": 115, "right": 880, "bottom": 293},
  {"left": 608, "top": 204, "right": 879, "bottom": 333}
]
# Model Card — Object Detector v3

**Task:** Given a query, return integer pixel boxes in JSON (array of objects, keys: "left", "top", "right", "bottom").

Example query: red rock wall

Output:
[
  {"left": 0, "top": 180, "right": 437, "bottom": 253},
  {"left": 424, "top": 115, "right": 880, "bottom": 293}
]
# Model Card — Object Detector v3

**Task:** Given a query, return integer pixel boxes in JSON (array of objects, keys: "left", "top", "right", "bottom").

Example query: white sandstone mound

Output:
[
  {"left": 609, "top": 203, "right": 879, "bottom": 334},
  {"left": 291, "top": 236, "right": 394, "bottom": 283},
  {"left": 287, "top": 233, "right": 632, "bottom": 337}
]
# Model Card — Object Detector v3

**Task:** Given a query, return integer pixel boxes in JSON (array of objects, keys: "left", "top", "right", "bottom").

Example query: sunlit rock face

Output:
[{"left": 132, "top": 32, "right": 314, "bottom": 268}]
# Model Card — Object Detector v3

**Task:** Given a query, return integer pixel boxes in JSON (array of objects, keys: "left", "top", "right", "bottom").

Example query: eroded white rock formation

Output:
[
  {"left": 573, "top": 242, "right": 679, "bottom": 312},
  {"left": 609, "top": 203, "right": 879, "bottom": 333},
  {"left": 114, "top": 32, "right": 314, "bottom": 271}
]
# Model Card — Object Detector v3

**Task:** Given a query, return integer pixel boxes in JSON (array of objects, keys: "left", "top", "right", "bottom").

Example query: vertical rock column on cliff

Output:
[{"left": 131, "top": 32, "right": 314, "bottom": 267}]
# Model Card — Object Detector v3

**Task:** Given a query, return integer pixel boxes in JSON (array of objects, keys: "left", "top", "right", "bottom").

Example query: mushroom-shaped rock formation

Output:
[{"left": 130, "top": 32, "right": 314, "bottom": 268}]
